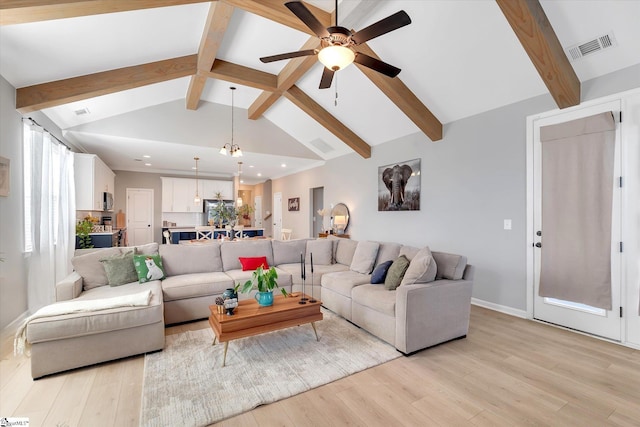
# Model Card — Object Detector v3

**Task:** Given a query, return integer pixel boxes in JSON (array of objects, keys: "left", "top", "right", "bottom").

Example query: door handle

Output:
[
  {"left": 535, "top": 242, "right": 542, "bottom": 248},
  {"left": 536, "top": 230, "right": 542, "bottom": 236}
]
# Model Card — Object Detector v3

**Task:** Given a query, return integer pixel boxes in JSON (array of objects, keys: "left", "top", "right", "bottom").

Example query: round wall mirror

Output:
[{"left": 331, "top": 203, "right": 350, "bottom": 234}]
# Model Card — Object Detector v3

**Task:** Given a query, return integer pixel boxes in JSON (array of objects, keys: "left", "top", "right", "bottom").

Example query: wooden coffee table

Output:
[{"left": 208, "top": 293, "right": 323, "bottom": 366}]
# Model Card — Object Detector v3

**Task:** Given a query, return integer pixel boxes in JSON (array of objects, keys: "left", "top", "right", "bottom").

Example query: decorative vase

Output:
[
  {"left": 222, "top": 288, "right": 238, "bottom": 315},
  {"left": 254, "top": 291, "right": 274, "bottom": 307}
]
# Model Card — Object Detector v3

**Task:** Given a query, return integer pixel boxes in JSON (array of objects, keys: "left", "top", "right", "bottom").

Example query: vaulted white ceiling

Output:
[{"left": 1, "top": 1, "right": 639, "bottom": 184}]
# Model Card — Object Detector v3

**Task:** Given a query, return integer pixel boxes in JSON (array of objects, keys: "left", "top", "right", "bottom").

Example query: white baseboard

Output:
[
  {"left": 1, "top": 310, "right": 29, "bottom": 340},
  {"left": 471, "top": 298, "right": 528, "bottom": 319}
]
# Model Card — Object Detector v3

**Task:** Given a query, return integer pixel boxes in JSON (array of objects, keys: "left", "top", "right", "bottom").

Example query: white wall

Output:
[
  {"left": 0, "top": 75, "right": 28, "bottom": 329},
  {"left": 274, "top": 64, "right": 640, "bottom": 313}
]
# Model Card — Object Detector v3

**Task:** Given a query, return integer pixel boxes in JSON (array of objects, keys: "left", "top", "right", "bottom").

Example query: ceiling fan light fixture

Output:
[{"left": 318, "top": 45, "right": 355, "bottom": 71}]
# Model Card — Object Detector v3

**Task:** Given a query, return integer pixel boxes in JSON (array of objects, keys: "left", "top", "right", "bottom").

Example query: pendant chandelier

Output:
[
  {"left": 219, "top": 86, "right": 243, "bottom": 157},
  {"left": 193, "top": 156, "right": 201, "bottom": 205}
]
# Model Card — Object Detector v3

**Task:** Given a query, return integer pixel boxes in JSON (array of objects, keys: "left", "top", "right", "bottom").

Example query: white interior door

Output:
[
  {"left": 273, "top": 192, "right": 282, "bottom": 240},
  {"left": 531, "top": 100, "right": 622, "bottom": 341},
  {"left": 127, "top": 188, "right": 154, "bottom": 246},
  {"left": 254, "top": 196, "right": 262, "bottom": 228}
]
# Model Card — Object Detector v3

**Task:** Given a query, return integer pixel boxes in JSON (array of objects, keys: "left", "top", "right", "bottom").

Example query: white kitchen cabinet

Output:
[
  {"left": 161, "top": 177, "right": 233, "bottom": 212},
  {"left": 172, "top": 177, "right": 200, "bottom": 212},
  {"left": 74, "top": 153, "right": 115, "bottom": 211},
  {"left": 161, "top": 177, "right": 174, "bottom": 212},
  {"left": 202, "top": 179, "right": 233, "bottom": 200}
]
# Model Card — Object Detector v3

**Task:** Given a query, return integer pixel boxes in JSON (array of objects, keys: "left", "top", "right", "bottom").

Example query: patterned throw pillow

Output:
[
  {"left": 133, "top": 254, "right": 166, "bottom": 283},
  {"left": 100, "top": 250, "right": 138, "bottom": 287},
  {"left": 384, "top": 255, "right": 410, "bottom": 290}
]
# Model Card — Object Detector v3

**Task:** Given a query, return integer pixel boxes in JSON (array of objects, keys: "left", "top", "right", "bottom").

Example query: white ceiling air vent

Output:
[
  {"left": 309, "top": 138, "right": 334, "bottom": 154},
  {"left": 565, "top": 32, "right": 617, "bottom": 62},
  {"left": 74, "top": 107, "right": 90, "bottom": 116}
]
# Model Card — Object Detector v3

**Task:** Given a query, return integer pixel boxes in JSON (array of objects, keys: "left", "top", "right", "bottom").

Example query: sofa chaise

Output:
[{"left": 24, "top": 237, "right": 473, "bottom": 378}]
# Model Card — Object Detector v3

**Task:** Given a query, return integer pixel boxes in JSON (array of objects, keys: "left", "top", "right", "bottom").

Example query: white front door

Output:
[
  {"left": 530, "top": 100, "right": 622, "bottom": 341},
  {"left": 127, "top": 188, "right": 154, "bottom": 246},
  {"left": 273, "top": 192, "right": 282, "bottom": 240}
]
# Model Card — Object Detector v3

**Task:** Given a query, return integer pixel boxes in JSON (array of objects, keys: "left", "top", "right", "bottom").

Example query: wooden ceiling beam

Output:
[
  {"left": 284, "top": 85, "right": 371, "bottom": 159},
  {"left": 16, "top": 55, "right": 197, "bottom": 114},
  {"left": 354, "top": 44, "right": 443, "bottom": 142},
  {"left": 496, "top": 0, "right": 580, "bottom": 108},
  {"left": 248, "top": 36, "right": 320, "bottom": 119},
  {"left": 220, "top": 0, "right": 330, "bottom": 36},
  {"left": 0, "top": 0, "right": 210, "bottom": 25},
  {"left": 186, "top": 1, "right": 235, "bottom": 110},
  {"left": 248, "top": 91, "right": 282, "bottom": 120},
  {"left": 205, "top": 59, "right": 277, "bottom": 91}
]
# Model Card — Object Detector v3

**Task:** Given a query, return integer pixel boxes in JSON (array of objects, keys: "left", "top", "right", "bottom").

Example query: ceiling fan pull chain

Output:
[{"left": 335, "top": 74, "right": 339, "bottom": 107}]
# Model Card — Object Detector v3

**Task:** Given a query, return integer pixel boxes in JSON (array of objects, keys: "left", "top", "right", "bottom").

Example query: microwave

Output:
[{"left": 103, "top": 192, "right": 114, "bottom": 211}]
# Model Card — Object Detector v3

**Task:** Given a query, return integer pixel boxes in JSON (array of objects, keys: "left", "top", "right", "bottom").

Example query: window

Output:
[
  {"left": 23, "top": 122, "right": 32, "bottom": 252},
  {"left": 23, "top": 122, "right": 64, "bottom": 252}
]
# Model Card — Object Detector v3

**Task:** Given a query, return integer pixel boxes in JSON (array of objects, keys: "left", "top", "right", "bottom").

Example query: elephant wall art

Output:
[{"left": 378, "top": 158, "right": 421, "bottom": 211}]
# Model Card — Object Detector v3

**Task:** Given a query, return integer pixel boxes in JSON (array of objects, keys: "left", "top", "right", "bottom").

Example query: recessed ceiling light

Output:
[
  {"left": 257, "top": 173, "right": 262, "bottom": 177},
  {"left": 144, "top": 163, "right": 152, "bottom": 166},
  {"left": 143, "top": 155, "right": 151, "bottom": 158},
  {"left": 281, "top": 163, "right": 286, "bottom": 168},
  {"left": 249, "top": 165, "right": 254, "bottom": 168},
  {"left": 240, "top": 179, "right": 244, "bottom": 183},
  {"left": 191, "top": 166, "right": 197, "bottom": 170}
]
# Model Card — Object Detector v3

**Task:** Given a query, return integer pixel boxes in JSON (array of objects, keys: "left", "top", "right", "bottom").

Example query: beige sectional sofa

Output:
[{"left": 25, "top": 238, "right": 473, "bottom": 378}]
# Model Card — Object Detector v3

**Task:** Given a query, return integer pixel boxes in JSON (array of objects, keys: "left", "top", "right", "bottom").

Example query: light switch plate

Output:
[{"left": 504, "top": 219, "right": 512, "bottom": 230}]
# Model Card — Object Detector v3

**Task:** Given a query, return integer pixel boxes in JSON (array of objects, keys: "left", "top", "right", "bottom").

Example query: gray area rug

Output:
[{"left": 140, "top": 309, "right": 401, "bottom": 426}]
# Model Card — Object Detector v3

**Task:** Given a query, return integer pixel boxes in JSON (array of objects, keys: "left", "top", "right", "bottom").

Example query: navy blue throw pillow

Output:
[{"left": 371, "top": 260, "right": 393, "bottom": 284}]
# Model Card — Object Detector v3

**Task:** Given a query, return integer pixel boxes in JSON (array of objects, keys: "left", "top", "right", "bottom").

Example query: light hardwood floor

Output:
[{"left": 1, "top": 306, "right": 639, "bottom": 426}]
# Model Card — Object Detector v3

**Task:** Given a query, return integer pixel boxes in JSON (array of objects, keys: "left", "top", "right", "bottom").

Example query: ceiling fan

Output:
[{"left": 260, "top": 0, "right": 411, "bottom": 89}]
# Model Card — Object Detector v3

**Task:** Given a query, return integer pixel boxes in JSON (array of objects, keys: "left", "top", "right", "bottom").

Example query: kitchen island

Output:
[
  {"left": 162, "top": 226, "right": 264, "bottom": 244},
  {"left": 75, "top": 230, "right": 120, "bottom": 248}
]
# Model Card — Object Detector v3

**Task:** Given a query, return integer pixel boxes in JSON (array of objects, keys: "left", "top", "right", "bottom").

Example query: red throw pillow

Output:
[{"left": 239, "top": 256, "right": 269, "bottom": 271}]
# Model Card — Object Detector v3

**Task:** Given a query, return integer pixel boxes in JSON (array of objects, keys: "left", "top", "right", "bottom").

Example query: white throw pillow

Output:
[
  {"left": 350, "top": 241, "right": 380, "bottom": 274},
  {"left": 305, "top": 239, "right": 333, "bottom": 265},
  {"left": 400, "top": 246, "right": 437, "bottom": 286}
]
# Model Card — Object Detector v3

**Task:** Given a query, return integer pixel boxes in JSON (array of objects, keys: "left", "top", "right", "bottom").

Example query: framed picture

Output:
[
  {"left": 288, "top": 197, "right": 300, "bottom": 211},
  {"left": 0, "top": 156, "right": 9, "bottom": 197},
  {"left": 378, "top": 158, "right": 421, "bottom": 211}
]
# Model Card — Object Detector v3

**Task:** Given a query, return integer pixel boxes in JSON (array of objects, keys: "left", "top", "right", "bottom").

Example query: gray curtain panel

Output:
[{"left": 538, "top": 112, "right": 616, "bottom": 310}]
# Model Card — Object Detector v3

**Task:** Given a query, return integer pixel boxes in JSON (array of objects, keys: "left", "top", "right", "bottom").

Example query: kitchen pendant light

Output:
[
  {"left": 219, "top": 87, "right": 243, "bottom": 157},
  {"left": 193, "top": 156, "right": 201, "bottom": 205}
]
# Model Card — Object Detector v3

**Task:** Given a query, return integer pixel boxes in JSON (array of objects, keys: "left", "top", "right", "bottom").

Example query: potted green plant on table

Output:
[
  {"left": 238, "top": 203, "right": 254, "bottom": 219},
  {"left": 76, "top": 220, "right": 94, "bottom": 249},
  {"left": 241, "top": 266, "right": 286, "bottom": 306}
]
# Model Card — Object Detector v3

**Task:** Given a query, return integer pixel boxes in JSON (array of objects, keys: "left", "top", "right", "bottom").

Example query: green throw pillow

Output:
[
  {"left": 100, "top": 250, "right": 138, "bottom": 287},
  {"left": 133, "top": 254, "right": 166, "bottom": 283},
  {"left": 384, "top": 255, "right": 410, "bottom": 290}
]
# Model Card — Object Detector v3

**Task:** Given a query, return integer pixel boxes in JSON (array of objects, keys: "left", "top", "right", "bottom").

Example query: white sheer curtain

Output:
[{"left": 24, "top": 121, "right": 75, "bottom": 313}]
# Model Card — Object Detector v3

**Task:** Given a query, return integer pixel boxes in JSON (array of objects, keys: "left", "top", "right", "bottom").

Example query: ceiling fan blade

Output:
[
  {"left": 351, "top": 10, "right": 411, "bottom": 45},
  {"left": 354, "top": 53, "right": 401, "bottom": 78},
  {"left": 285, "top": 1, "right": 330, "bottom": 38},
  {"left": 260, "top": 49, "right": 317, "bottom": 63},
  {"left": 319, "top": 67, "right": 335, "bottom": 89}
]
